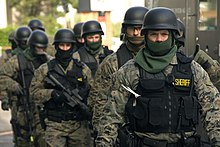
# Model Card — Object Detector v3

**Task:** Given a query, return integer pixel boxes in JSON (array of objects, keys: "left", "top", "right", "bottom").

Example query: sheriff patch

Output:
[{"left": 175, "top": 79, "right": 190, "bottom": 87}]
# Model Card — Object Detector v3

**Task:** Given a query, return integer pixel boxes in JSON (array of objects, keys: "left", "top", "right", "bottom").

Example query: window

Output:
[{"left": 199, "top": 0, "right": 217, "bottom": 31}]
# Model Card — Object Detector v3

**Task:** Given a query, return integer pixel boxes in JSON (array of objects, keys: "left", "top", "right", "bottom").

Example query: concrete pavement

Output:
[{"left": 0, "top": 102, "right": 14, "bottom": 147}]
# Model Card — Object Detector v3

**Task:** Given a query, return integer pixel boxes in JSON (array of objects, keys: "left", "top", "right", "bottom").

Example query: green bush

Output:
[{"left": 0, "top": 26, "right": 17, "bottom": 47}]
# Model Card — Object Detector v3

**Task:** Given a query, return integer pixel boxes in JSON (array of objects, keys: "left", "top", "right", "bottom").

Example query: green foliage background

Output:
[{"left": 1, "top": 0, "right": 121, "bottom": 47}]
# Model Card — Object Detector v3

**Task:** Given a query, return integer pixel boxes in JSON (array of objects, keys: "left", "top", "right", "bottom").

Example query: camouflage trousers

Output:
[
  {"left": 10, "top": 101, "right": 35, "bottom": 147},
  {"left": 44, "top": 119, "right": 93, "bottom": 147}
]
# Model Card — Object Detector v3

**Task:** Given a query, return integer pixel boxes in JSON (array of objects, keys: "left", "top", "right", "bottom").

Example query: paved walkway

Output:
[{"left": 0, "top": 102, "right": 14, "bottom": 147}]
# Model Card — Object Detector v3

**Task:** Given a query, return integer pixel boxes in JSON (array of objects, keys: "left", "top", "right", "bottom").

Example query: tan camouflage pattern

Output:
[
  {"left": 46, "top": 36, "right": 56, "bottom": 57},
  {"left": 0, "top": 49, "right": 13, "bottom": 65},
  {"left": 0, "top": 55, "right": 20, "bottom": 95},
  {"left": 30, "top": 59, "right": 94, "bottom": 147},
  {"left": 194, "top": 49, "right": 220, "bottom": 85},
  {"left": 88, "top": 52, "right": 118, "bottom": 111},
  {"left": 44, "top": 119, "right": 92, "bottom": 147},
  {"left": 95, "top": 55, "right": 220, "bottom": 146},
  {"left": 87, "top": 53, "right": 118, "bottom": 137},
  {"left": 0, "top": 53, "right": 50, "bottom": 146}
]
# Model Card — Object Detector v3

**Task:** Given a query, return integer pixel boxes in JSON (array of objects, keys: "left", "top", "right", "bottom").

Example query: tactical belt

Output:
[
  {"left": 141, "top": 136, "right": 201, "bottom": 147},
  {"left": 46, "top": 110, "right": 78, "bottom": 122},
  {"left": 142, "top": 137, "right": 177, "bottom": 147}
]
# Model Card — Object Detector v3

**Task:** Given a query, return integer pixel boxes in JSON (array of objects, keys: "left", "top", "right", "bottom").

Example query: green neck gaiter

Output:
[
  {"left": 126, "top": 34, "right": 145, "bottom": 53},
  {"left": 135, "top": 45, "right": 177, "bottom": 73},
  {"left": 23, "top": 48, "right": 35, "bottom": 61},
  {"left": 86, "top": 39, "right": 102, "bottom": 55},
  {"left": 127, "top": 34, "right": 144, "bottom": 45},
  {"left": 146, "top": 33, "right": 173, "bottom": 56}
]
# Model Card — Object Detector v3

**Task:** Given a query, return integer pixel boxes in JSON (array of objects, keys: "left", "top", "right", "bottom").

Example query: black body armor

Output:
[{"left": 126, "top": 52, "right": 199, "bottom": 133}]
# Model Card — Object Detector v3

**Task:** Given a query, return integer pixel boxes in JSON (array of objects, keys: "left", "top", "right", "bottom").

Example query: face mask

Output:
[
  {"left": 11, "top": 41, "right": 17, "bottom": 50},
  {"left": 55, "top": 48, "right": 73, "bottom": 60},
  {"left": 86, "top": 39, "right": 102, "bottom": 50},
  {"left": 126, "top": 34, "right": 144, "bottom": 45},
  {"left": 146, "top": 33, "right": 173, "bottom": 56},
  {"left": 19, "top": 44, "right": 29, "bottom": 50}
]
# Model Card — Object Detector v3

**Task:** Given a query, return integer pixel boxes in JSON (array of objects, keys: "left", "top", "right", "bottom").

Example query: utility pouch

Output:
[
  {"left": 182, "top": 135, "right": 201, "bottom": 147},
  {"left": 117, "top": 124, "right": 141, "bottom": 147}
]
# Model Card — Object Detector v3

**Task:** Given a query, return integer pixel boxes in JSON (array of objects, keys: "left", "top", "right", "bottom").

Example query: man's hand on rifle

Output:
[
  {"left": 11, "top": 82, "right": 23, "bottom": 95},
  {"left": 51, "top": 90, "right": 65, "bottom": 103}
]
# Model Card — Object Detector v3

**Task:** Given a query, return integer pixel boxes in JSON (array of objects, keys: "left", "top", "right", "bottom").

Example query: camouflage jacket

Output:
[
  {"left": 95, "top": 55, "right": 220, "bottom": 147},
  {"left": 89, "top": 45, "right": 136, "bottom": 130},
  {"left": 194, "top": 49, "right": 220, "bottom": 85},
  {"left": 0, "top": 51, "right": 51, "bottom": 102},
  {"left": 30, "top": 58, "right": 93, "bottom": 106}
]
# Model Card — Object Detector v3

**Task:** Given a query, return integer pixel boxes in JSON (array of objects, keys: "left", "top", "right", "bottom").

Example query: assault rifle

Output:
[
  {"left": 17, "top": 54, "right": 34, "bottom": 143},
  {"left": 44, "top": 73, "right": 91, "bottom": 120}
]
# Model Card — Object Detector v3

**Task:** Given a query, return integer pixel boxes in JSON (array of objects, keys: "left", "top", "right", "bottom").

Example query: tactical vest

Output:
[
  {"left": 116, "top": 43, "right": 133, "bottom": 68},
  {"left": 125, "top": 52, "right": 199, "bottom": 133},
  {"left": 43, "top": 58, "right": 90, "bottom": 121},
  {"left": 78, "top": 45, "right": 113, "bottom": 77}
]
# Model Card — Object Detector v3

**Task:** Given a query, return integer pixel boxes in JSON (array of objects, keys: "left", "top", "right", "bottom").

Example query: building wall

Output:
[{"left": 0, "top": 0, "right": 7, "bottom": 28}]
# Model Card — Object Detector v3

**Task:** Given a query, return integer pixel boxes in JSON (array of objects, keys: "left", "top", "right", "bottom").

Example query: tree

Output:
[{"left": 8, "top": 0, "right": 79, "bottom": 35}]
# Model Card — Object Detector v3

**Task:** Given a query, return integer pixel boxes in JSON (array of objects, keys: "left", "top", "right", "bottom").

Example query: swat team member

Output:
[
  {"left": 73, "top": 22, "right": 85, "bottom": 51},
  {"left": 95, "top": 7, "right": 220, "bottom": 147},
  {"left": 176, "top": 19, "right": 220, "bottom": 86},
  {"left": 0, "top": 30, "right": 17, "bottom": 64},
  {"left": 176, "top": 19, "right": 185, "bottom": 50},
  {"left": 0, "top": 30, "right": 50, "bottom": 147},
  {"left": 12, "top": 26, "right": 32, "bottom": 56},
  {"left": 73, "top": 20, "right": 113, "bottom": 77},
  {"left": 8, "top": 30, "right": 18, "bottom": 51},
  {"left": 30, "top": 28, "right": 93, "bottom": 147},
  {"left": 90, "top": 6, "right": 149, "bottom": 132},
  {"left": 1, "top": 26, "right": 31, "bottom": 117},
  {"left": 27, "top": 18, "right": 45, "bottom": 31},
  {"left": 27, "top": 18, "right": 55, "bottom": 57}
]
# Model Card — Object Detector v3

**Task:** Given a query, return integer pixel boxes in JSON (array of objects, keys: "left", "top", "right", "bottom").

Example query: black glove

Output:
[
  {"left": 1, "top": 100, "right": 9, "bottom": 111},
  {"left": 51, "top": 90, "right": 65, "bottom": 103}
]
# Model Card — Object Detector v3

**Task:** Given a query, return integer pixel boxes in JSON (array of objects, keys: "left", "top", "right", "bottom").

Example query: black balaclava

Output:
[{"left": 55, "top": 44, "right": 74, "bottom": 69}]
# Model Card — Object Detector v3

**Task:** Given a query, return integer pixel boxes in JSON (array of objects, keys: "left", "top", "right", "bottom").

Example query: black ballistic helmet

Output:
[
  {"left": 141, "top": 7, "right": 179, "bottom": 35},
  {"left": 28, "top": 19, "right": 45, "bottom": 31},
  {"left": 53, "top": 28, "right": 75, "bottom": 45},
  {"left": 28, "top": 30, "right": 48, "bottom": 48},
  {"left": 15, "top": 26, "right": 32, "bottom": 42},
  {"left": 120, "top": 6, "right": 149, "bottom": 41},
  {"left": 73, "top": 22, "right": 84, "bottom": 38},
  {"left": 8, "top": 31, "right": 16, "bottom": 42},
  {"left": 82, "top": 20, "right": 104, "bottom": 37},
  {"left": 122, "top": 6, "right": 149, "bottom": 27},
  {"left": 176, "top": 19, "right": 186, "bottom": 47},
  {"left": 177, "top": 19, "right": 185, "bottom": 38}
]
